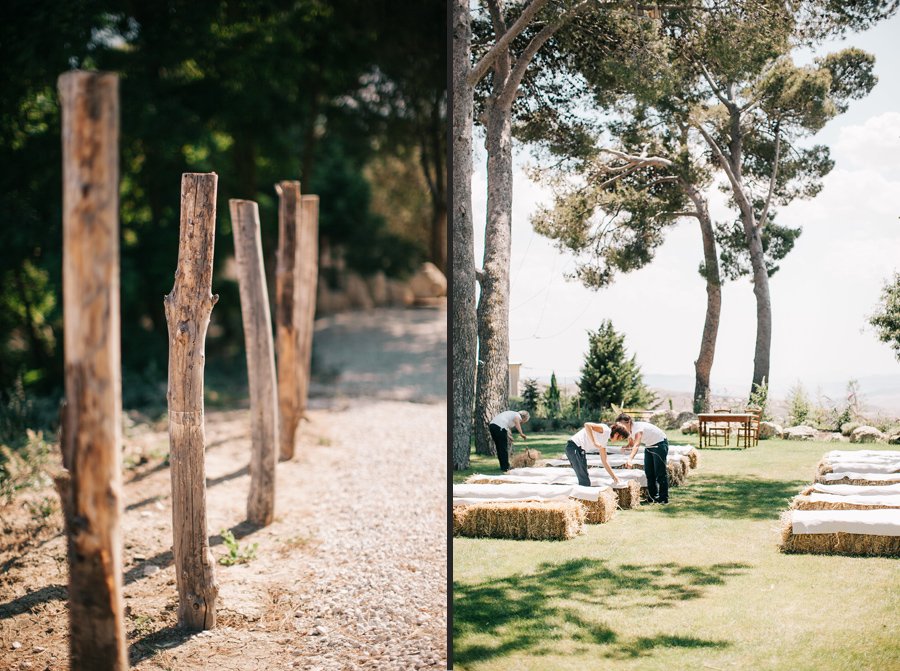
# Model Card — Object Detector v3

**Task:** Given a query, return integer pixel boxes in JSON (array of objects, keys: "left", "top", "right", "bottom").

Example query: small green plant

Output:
[
  {"left": 1, "top": 429, "right": 52, "bottom": 503},
  {"left": 218, "top": 529, "right": 258, "bottom": 566},
  {"left": 786, "top": 381, "right": 810, "bottom": 426},
  {"left": 748, "top": 379, "right": 769, "bottom": 421},
  {"left": 25, "top": 495, "right": 56, "bottom": 522}
]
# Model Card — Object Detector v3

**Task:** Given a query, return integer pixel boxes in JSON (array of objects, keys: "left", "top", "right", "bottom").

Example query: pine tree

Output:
[
  {"left": 521, "top": 378, "right": 541, "bottom": 416},
  {"left": 577, "top": 321, "right": 655, "bottom": 413},
  {"left": 543, "top": 372, "right": 561, "bottom": 419}
]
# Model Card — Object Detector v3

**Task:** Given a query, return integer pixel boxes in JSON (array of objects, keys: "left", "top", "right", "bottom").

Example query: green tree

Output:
[
  {"left": 787, "top": 381, "right": 811, "bottom": 426},
  {"left": 577, "top": 320, "right": 655, "bottom": 413},
  {"left": 520, "top": 378, "right": 541, "bottom": 415},
  {"left": 543, "top": 371, "right": 561, "bottom": 418},
  {"left": 869, "top": 273, "right": 900, "bottom": 361}
]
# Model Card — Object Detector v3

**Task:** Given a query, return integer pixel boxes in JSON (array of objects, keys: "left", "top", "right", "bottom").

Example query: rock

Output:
[
  {"left": 681, "top": 420, "right": 699, "bottom": 435},
  {"left": 850, "top": 425, "right": 885, "bottom": 444},
  {"left": 821, "top": 432, "right": 844, "bottom": 442},
  {"left": 386, "top": 279, "right": 414, "bottom": 307},
  {"left": 840, "top": 422, "right": 860, "bottom": 437},
  {"left": 345, "top": 273, "right": 374, "bottom": 310},
  {"left": 889, "top": 432, "right": 900, "bottom": 445},
  {"left": 408, "top": 262, "right": 446, "bottom": 299},
  {"left": 141, "top": 564, "right": 160, "bottom": 577},
  {"left": 675, "top": 411, "right": 697, "bottom": 427},
  {"left": 783, "top": 425, "right": 816, "bottom": 441},
  {"left": 367, "top": 272, "right": 389, "bottom": 307},
  {"left": 11, "top": 641, "right": 21, "bottom": 650},
  {"left": 758, "top": 422, "right": 783, "bottom": 440}
]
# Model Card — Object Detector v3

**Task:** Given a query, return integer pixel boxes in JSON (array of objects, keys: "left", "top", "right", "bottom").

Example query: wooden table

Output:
[{"left": 697, "top": 413, "right": 756, "bottom": 449}]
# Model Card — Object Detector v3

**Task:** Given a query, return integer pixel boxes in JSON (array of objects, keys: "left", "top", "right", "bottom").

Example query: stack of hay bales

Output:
[
  {"left": 466, "top": 469, "right": 643, "bottom": 509},
  {"left": 452, "top": 483, "right": 618, "bottom": 540},
  {"left": 781, "top": 449, "right": 900, "bottom": 557}
]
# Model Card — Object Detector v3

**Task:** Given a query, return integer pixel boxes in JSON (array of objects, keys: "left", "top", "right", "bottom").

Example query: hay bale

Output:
[
  {"left": 666, "top": 461, "right": 684, "bottom": 487},
  {"left": 465, "top": 475, "right": 513, "bottom": 485},
  {"left": 779, "top": 512, "right": 900, "bottom": 557},
  {"left": 509, "top": 448, "right": 540, "bottom": 469},
  {"left": 816, "top": 475, "right": 897, "bottom": 486},
  {"left": 685, "top": 448, "right": 699, "bottom": 469},
  {"left": 577, "top": 488, "right": 618, "bottom": 524},
  {"left": 452, "top": 500, "right": 585, "bottom": 540},
  {"left": 790, "top": 495, "right": 899, "bottom": 511},
  {"left": 614, "top": 480, "right": 641, "bottom": 509}
]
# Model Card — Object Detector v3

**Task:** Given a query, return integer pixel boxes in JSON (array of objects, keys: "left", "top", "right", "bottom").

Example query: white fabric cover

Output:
[
  {"left": 452, "top": 482, "right": 609, "bottom": 506},
  {"left": 822, "top": 471, "right": 900, "bottom": 483},
  {"left": 546, "top": 453, "right": 683, "bottom": 468},
  {"left": 789, "top": 509, "right": 900, "bottom": 536},
  {"left": 823, "top": 461, "right": 900, "bottom": 474},
  {"left": 474, "top": 469, "right": 637, "bottom": 489},
  {"left": 586, "top": 443, "right": 695, "bottom": 455},
  {"left": 825, "top": 449, "right": 900, "bottom": 460},
  {"left": 811, "top": 482, "right": 900, "bottom": 497},
  {"left": 805, "top": 493, "right": 900, "bottom": 507}
]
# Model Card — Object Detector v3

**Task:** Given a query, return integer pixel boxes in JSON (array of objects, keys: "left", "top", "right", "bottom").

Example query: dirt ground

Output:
[{"left": 0, "top": 306, "right": 448, "bottom": 670}]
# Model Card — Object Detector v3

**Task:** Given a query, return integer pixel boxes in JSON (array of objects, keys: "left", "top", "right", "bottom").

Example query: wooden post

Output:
[
  {"left": 297, "top": 195, "right": 319, "bottom": 419},
  {"left": 230, "top": 199, "right": 278, "bottom": 526},
  {"left": 275, "top": 181, "right": 302, "bottom": 461},
  {"left": 56, "top": 70, "right": 127, "bottom": 671},
  {"left": 164, "top": 173, "right": 220, "bottom": 629}
]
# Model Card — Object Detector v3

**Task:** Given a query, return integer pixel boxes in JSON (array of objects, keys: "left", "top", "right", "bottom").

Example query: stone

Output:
[
  {"left": 850, "top": 425, "right": 885, "bottom": 444},
  {"left": 888, "top": 432, "right": 900, "bottom": 446},
  {"left": 386, "top": 279, "right": 414, "bottom": 307},
  {"left": 758, "top": 421, "right": 783, "bottom": 440},
  {"left": 367, "top": 272, "right": 389, "bottom": 307},
  {"left": 783, "top": 425, "right": 816, "bottom": 441},
  {"left": 674, "top": 411, "right": 697, "bottom": 427},
  {"left": 141, "top": 564, "right": 160, "bottom": 577},
  {"left": 649, "top": 411, "right": 678, "bottom": 430},
  {"left": 345, "top": 273, "right": 374, "bottom": 310},
  {"left": 681, "top": 420, "right": 699, "bottom": 435},
  {"left": 408, "top": 262, "right": 446, "bottom": 299}
]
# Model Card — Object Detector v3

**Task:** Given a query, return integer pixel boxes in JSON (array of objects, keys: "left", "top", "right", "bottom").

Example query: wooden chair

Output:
[
  {"left": 736, "top": 406, "right": 762, "bottom": 447},
  {"left": 705, "top": 408, "right": 732, "bottom": 447}
]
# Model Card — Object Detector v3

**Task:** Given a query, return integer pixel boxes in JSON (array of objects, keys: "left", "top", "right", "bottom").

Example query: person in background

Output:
[
  {"left": 616, "top": 413, "right": 670, "bottom": 504},
  {"left": 565, "top": 421, "right": 629, "bottom": 487},
  {"left": 488, "top": 410, "right": 530, "bottom": 472}
]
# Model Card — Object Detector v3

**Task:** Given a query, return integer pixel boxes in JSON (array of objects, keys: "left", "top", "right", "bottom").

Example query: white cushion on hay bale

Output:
[
  {"left": 822, "top": 471, "right": 900, "bottom": 483},
  {"left": 825, "top": 449, "right": 900, "bottom": 461},
  {"left": 793, "top": 493, "right": 900, "bottom": 509},
  {"left": 788, "top": 509, "right": 900, "bottom": 536},
  {"left": 821, "top": 460, "right": 900, "bottom": 474},
  {"left": 809, "top": 482, "right": 900, "bottom": 497},
  {"left": 452, "top": 482, "right": 608, "bottom": 505}
]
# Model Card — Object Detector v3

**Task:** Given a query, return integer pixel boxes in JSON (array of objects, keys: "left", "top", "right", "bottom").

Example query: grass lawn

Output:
[{"left": 453, "top": 432, "right": 900, "bottom": 670}]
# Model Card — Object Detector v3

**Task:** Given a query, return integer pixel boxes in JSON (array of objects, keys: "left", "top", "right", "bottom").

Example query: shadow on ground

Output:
[
  {"left": 453, "top": 558, "right": 744, "bottom": 666},
  {"left": 662, "top": 475, "right": 806, "bottom": 520}
]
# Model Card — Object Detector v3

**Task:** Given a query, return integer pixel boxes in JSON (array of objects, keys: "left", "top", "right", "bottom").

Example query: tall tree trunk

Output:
[
  {"left": 451, "top": 0, "right": 477, "bottom": 470},
  {"left": 688, "top": 189, "right": 720, "bottom": 413},
  {"left": 165, "top": 173, "right": 220, "bottom": 630},
  {"left": 473, "top": 98, "right": 513, "bottom": 455},
  {"left": 56, "top": 70, "right": 127, "bottom": 671},
  {"left": 297, "top": 195, "right": 319, "bottom": 422}
]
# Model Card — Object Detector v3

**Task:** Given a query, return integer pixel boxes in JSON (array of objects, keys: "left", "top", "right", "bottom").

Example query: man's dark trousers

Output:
[
  {"left": 644, "top": 439, "right": 669, "bottom": 503},
  {"left": 489, "top": 423, "right": 511, "bottom": 471}
]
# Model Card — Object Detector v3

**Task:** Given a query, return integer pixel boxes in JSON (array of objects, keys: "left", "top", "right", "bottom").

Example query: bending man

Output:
[
  {"left": 617, "top": 413, "right": 670, "bottom": 504},
  {"left": 488, "top": 410, "right": 529, "bottom": 472},
  {"left": 565, "top": 421, "right": 629, "bottom": 487}
]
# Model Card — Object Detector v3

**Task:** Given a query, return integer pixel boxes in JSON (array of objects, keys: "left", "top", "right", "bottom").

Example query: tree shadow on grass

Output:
[
  {"left": 454, "top": 558, "right": 744, "bottom": 666},
  {"left": 664, "top": 475, "right": 806, "bottom": 520}
]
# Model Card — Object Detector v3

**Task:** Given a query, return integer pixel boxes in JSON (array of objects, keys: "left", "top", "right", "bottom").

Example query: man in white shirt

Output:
[
  {"left": 617, "top": 414, "right": 670, "bottom": 504},
  {"left": 565, "top": 421, "right": 630, "bottom": 487},
  {"left": 488, "top": 410, "right": 530, "bottom": 472}
]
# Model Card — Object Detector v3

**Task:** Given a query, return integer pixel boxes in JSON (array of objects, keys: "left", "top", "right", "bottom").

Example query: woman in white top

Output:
[
  {"left": 616, "top": 414, "right": 669, "bottom": 504},
  {"left": 566, "top": 422, "right": 629, "bottom": 487},
  {"left": 488, "top": 410, "right": 530, "bottom": 472}
]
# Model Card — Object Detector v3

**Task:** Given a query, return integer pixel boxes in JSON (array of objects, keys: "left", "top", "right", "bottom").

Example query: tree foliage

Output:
[
  {"left": 869, "top": 272, "right": 900, "bottom": 362},
  {"left": 543, "top": 371, "right": 561, "bottom": 418},
  {"left": 520, "top": 378, "right": 541, "bottom": 415},
  {"left": 577, "top": 320, "right": 655, "bottom": 412}
]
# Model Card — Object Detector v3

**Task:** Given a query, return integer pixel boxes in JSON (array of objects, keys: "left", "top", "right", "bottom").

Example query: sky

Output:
[{"left": 472, "top": 13, "right": 900, "bottom": 403}]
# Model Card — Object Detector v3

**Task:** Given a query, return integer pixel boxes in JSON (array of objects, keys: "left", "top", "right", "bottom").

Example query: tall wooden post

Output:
[
  {"left": 56, "top": 70, "right": 127, "bottom": 671},
  {"left": 275, "top": 181, "right": 302, "bottom": 461},
  {"left": 230, "top": 199, "right": 278, "bottom": 526},
  {"left": 297, "top": 195, "right": 319, "bottom": 419},
  {"left": 164, "top": 173, "right": 220, "bottom": 629}
]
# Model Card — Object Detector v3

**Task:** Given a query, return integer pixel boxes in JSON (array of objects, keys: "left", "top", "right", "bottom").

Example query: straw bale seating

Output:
[
  {"left": 790, "top": 492, "right": 900, "bottom": 511},
  {"left": 544, "top": 453, "right": 688, "bottom": 485},
  {"left": 815, "top": 471, "right": 900, "bottom": 486},
  {"left": 780, "top": 509, "right": 900, "bottom": 557},
  {"left": 465, "top": 471, "right": 642, "bottom": 509},
  {"left": 452, "top": 483, "right": 618, "bottom": 540},
  {"left": 586, "top": 444, "right": 699, "bottom": 469},
  {"left": 453, "top": 500, "right": 585, "bottom": 541}
]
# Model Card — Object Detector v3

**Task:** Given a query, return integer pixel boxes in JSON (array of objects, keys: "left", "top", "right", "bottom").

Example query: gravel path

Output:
[{"left": 0, "top": 307, "right": 447, "bottom": 671}]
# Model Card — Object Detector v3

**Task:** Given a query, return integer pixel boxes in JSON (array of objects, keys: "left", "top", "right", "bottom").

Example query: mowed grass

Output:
[{"left": 453, "top": 432, "right": 900, "bottom": 671}]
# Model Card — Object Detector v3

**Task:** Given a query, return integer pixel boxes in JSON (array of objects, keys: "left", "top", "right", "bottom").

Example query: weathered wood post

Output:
[
  {"left": 230, "top": 199, "right": 278, "bottom": 525},
  {"left": 297, "top": 195, "right": 320, "bottom": 419},
  {"left": 164, "top": 173, "right": 220, "bottom": 629},
  {"left": 275, "top": 181, "right": 302, "bottom": 461},
  {"left": 56, "top": 70, "right": 127, "bottom": 671}
]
